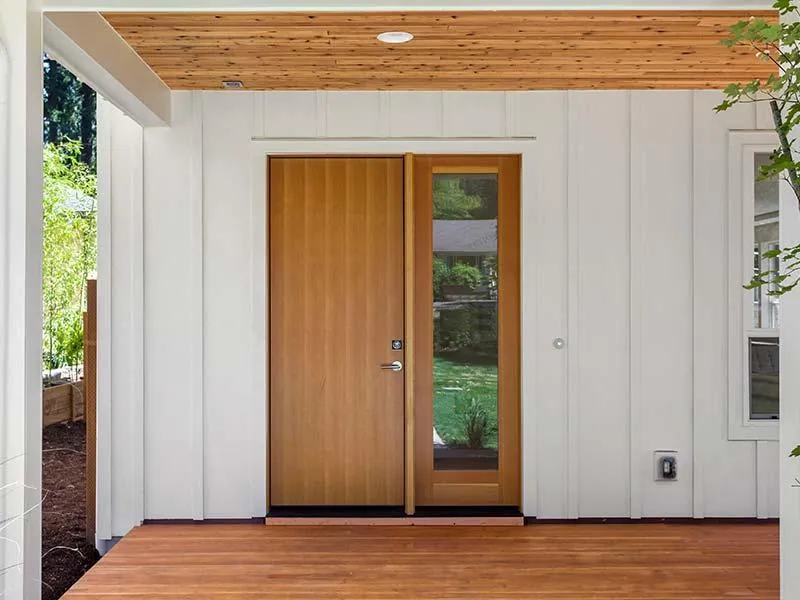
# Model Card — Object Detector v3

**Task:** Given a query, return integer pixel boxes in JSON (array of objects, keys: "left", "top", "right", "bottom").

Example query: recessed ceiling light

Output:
[
  {"left": 222, "top": 80, "right": 244, "bottom": 89},
  {"left": 377, "top": 31, "right": 414, "bottom": 44}
]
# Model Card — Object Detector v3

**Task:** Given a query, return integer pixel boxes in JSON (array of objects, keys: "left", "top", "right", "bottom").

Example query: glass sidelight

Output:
[
  {"left": 412, "top": 155, "right": 520, "bottom": 508},
  {"left": 432, "top": 172, "right": 499, "bottom": 471}
]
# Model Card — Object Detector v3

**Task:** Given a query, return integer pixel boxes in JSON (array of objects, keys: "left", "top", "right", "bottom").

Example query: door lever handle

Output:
[{"left": 380, "top": 360, "right": 403, "bottom": 372}]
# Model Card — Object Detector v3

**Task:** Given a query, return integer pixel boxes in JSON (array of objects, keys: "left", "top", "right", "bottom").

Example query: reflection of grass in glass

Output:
[{"left": 433, "top": 356, "right": 498, "bottom": 449}]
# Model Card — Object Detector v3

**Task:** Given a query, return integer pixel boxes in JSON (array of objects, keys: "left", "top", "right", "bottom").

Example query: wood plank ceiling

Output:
[{"left": 103, "top": 11, "right": 776, "bottom": 91}]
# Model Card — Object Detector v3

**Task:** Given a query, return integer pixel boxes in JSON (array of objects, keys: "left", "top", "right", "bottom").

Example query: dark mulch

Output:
[{"left": 42, "top": 421, "right": 99, "bottom": 600}]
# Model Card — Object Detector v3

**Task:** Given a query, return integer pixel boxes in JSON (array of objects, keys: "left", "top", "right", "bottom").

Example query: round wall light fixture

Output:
[{"left": 377, "top": 31, "right": 414, "bottom": 44}]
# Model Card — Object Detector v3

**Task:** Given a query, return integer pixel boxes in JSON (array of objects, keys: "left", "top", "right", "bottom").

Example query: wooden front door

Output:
[{"left": 269, "top": 157, "right": 405, "bottom": 506}]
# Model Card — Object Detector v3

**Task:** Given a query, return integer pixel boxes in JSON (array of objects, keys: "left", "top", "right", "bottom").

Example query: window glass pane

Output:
[
  {"left": 750, "top": 337, "right": 779, "bottom": 420},
  {"left": 432, "top": 173, "right": 498, "bottom": 471},
  {"left": 753, "top": 152, "right": 780, "bottom": 329}
]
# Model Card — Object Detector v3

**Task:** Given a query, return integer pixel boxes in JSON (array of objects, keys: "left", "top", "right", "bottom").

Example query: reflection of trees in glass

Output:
[
  {"left": 432, "top": 174, "right": 500, "bottom": 462},
  {"left": 433, "top": 257, "right": 449, "bottom": 301},
  {"left": 482, "top": 255, "right": 497, "bottom": 295},
  {"left": 462, "top": 176, "right": 498, "bottom": 219},
  {"left": 432, "top": 174, "right": 499, "bottom": 220},
  {"left": 433, "top": 177, "right": 481, "bottom": 219}
]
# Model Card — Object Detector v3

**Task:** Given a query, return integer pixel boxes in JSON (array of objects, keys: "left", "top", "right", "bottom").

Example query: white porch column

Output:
[
  {"left": 0, "top": 2, "right": 43, "bottom": 600},
  {"left": 781, "top": 178, "right": 800, "bottom": 599},
  {"left": 781, "top": 13, "right": 800, "bottom": 600}
]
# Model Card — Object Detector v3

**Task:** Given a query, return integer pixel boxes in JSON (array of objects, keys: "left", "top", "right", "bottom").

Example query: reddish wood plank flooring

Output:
[{"left": 64, "top": 523, "right": 778, "bottom": 599}]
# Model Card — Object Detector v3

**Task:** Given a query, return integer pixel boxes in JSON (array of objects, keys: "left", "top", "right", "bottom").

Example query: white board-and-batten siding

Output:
[{"left": 98, "top": 90, "right": 778, "bottom": 536}]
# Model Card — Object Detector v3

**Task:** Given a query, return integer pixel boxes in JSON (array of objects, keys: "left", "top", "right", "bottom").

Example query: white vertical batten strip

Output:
[
  {"left": 129, "top": 116, "right": 145, "bottom": 526},
  {"left": 690, "top": 91, "right": 705, "bottom": 519},
  {"left": 565, "top": 91, "right": 580, "bottom": 519},
  {"left": 756, "top": 440, "right": 769, "bottom": 519},
  {"left": 189, "top": 92, "right": 205, "bottom": 520},
  {"left": 557, "top": 91, "right": 570, "bottom": 518},
  {"left": 504, "top": 92, "right": 514, "bottom": 137},
  {"left": 629, "top": 91, "right": 643, "bottom": 519},
  {"left": 378, "top": 91, "right": 391, "bottom": 137},
  {"left": 689, "top": 91, "right": 705, "bottom": 519},
  {"left": 513, "top": 94, "right": 538, "bottom": 516},
  {"left": 316, "top": 90, "right": 328, "bottom": 137},
  {"left": 96, "top": 97, "right": 113, "bottom": 540},
  {"left": 253, "top": 91, "right": 265, "bottom": 140}
]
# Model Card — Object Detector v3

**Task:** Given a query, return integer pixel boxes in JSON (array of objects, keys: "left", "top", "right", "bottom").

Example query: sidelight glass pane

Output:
[
  {"left": 749, "top": 337, "right": 779, "bottom": 420},
  {"left": 432, "top": 172, "right": 499, "bottom": 471}
]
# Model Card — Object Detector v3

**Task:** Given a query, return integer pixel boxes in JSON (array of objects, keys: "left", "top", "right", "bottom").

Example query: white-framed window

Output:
[{"left": 728, "top": 131, "right": 780, "bottom": 441}]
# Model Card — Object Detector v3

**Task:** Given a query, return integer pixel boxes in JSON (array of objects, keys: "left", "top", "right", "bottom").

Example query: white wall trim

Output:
[
  {"left": 249, "top": 137, "right": 537, "bottom": 515},
  {"left": 727, "top": 130, "right": 779, "bottom": 442},
  {"left": 520, "top": 136, "right": 536, "bottom": 517},
  {"left": 43, "top": 12, "right": 171, "bottom": 127},
  {"left": 250, "top": 136, "right": 268, "bottom": 517}
]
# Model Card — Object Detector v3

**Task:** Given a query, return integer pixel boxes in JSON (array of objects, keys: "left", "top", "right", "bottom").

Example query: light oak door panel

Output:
[{"left": 269, "top": 157, "right": 405, "bottom": 506}]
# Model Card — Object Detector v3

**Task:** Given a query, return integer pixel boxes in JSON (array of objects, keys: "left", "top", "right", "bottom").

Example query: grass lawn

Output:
[{"left": 433, "top": 355, "right": 498, "bottom": 449}]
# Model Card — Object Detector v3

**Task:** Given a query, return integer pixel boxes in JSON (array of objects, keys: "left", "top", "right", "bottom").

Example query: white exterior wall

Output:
[{"left": 101, "top": 90, "right": 781, "bottom": 527}]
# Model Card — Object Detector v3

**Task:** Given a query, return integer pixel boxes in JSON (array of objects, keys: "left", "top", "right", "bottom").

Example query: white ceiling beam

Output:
[
  {"left": 41, "top": 0, "right": 773, "bottom": 11},
  {"left": 44, "top": 12, "right": 170, "bottom": 126}
]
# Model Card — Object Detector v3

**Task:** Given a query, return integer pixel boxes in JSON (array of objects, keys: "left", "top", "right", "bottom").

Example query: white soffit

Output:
[
  {"left": 44, "top": 12, "right": 171, "bottom": 126},
  {"left": 42, "top": 0, "right": 773, "bottom": 11}
]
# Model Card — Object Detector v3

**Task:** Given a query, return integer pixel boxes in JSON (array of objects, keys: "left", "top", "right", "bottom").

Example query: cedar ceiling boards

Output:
[{"left": 103, "top": 10, "right": 777, "bottom": 90}]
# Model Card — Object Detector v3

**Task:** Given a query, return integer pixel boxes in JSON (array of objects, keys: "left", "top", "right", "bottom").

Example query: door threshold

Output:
[
  {"left": 266, "top": 516, "right": 523, "bottom": 526},
  {"left": 266, "top": 506, "right": 523, "bottom": 526}
]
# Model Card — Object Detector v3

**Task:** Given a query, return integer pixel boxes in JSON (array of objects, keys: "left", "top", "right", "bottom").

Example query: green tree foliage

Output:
[
  {"left": 719, "top": 0, "right": 800, "bottom": 458},
  {"left": 42, "top": 141, "right": 97, "bottom": 374},
  {"left": 43, "top": 56, "right": 96, "bottom": 168}
]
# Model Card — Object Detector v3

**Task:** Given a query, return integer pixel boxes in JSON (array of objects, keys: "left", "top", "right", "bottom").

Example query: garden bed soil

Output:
[{"left": 42, "top": 421, "right": 99, "bottom": 600}]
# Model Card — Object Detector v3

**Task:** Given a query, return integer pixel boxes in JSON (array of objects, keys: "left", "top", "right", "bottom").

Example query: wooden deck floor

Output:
[{"left": 64, "top": 522, "right": 778, "bottom": 599}]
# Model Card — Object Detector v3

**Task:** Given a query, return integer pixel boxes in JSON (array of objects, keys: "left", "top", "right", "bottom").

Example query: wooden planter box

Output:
[{"left": 43, "top": 381, "right": 84, "bottom": 426}]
